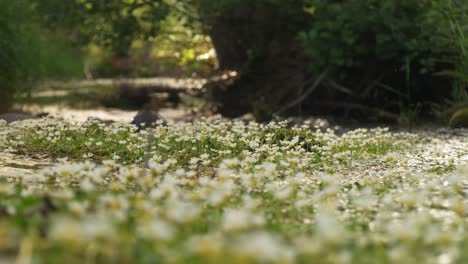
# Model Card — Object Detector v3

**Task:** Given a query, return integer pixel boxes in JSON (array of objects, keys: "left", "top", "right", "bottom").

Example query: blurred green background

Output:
[{"left": 1, "top": 0, "right": 468, "bottom": 125}]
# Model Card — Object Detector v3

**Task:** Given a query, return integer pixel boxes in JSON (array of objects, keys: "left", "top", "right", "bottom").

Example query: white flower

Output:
[
  {"left": 232, "top": 232, "right": 295, "bottom": 263},
  {"left": 314, "top": 207, "right": 345, "bottom": 243},
  {"left": 68, "top": 201, "right": 88, "bottom": 216},
  {"left": 274, "top": 185, "right": 294, "bottom": 200},
  {"left": 222, "top": 208, "right": 264, "bottom": 232},
  {"left": 383, "top": 152, "right": 398, "bottom": 162},
  {"left": 49, "top": 215, "right": 115, "bottom": 243},
  {"left": 221, "top": 158, "right": 239, "bottom": 169},
  {"left": 166, "top": 201, "right": 201, "bottom": 223},
  {"left": 138, "top": 219, "right": 175, "bottom": 241},
  {"left": 148, "top": 160, "right": 164, "bottom": 176},
  {"left": 80, "top": 178, "right": 95, "bottom": 192},
  {"left": 49, "top": 217, "right": 84, "bottom": 243},
  {"left": 186, "top": 233, "right": 224, "bottom": 257}
]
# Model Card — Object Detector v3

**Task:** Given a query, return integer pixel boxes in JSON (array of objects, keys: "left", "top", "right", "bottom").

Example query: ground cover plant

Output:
[{"left": 0, "top": 118, "right": 467, "bottom": 263}]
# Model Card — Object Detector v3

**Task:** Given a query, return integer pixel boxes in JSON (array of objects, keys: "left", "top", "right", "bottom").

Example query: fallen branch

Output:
[
  {"left": 375, "top": 82, "right": 410, "bottom": 99},
  {"left": 325, "top": 80, "right": 355, "bottom": 96},
  {"left": 274, "top": 68, "right": 330, "bottom": 115},
  {"left": 314, "top": 101, "right": 400, "bottom": 120}
]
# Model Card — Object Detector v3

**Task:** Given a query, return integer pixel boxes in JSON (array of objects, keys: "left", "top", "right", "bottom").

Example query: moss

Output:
[{"left": 449, "top": 107, "right": 468, "bottom": 128}]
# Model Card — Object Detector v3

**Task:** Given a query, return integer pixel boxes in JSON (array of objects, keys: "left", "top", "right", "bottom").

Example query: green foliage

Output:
[
  {"left": 302, "top": 1, "right": 435, "bottom": 69},
  {"left": 147, "top": 14, "right": 216, "bottom": 77},
  {"left": 36, "top": 0, "right": 170, "bottom": 56},
  {"left": 434, "top": 0, "right": 468, "bottom": 103},
  {"left": 449, "top": 107, "right": 468, "bottom": 128},
  {"left": 0, "top": 0, "right": 40, "bottom": 112},
  {"left": 0, "top": 0, "right": 83, "bottom": 113},
  {"left": 88, "top": 15, "right": 216, "bottom": 78},
  {"left": 300, "top": 0, "right": 468, "bottom": 115},
  {"left": 6, "top": 0, "right": 467, "bottom": 120},
  {"left": 37, "top": 34, "right": 84, "bottom": 80}
]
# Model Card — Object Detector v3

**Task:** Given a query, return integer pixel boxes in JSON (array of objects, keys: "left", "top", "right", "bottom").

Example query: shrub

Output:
[
  {"left": 300, "top": 0, "right": 468, "bottom": 118},
  {"left": 449, "top": 107, "right": 468, "bottom": 128},
  {"left": 0, "top": 0, "right": 39, "bottom": 112},
  {"left": 0, "top": 0, "right": 83, "bottom": 113}
]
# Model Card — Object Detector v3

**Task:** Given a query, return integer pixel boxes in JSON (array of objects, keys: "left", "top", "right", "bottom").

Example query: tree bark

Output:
[
  {"left": 198, "top": 1, "right": 312, "bottom": 119},
  {"left": 0, "top": 92, "right": 14, "bottom": 114}
]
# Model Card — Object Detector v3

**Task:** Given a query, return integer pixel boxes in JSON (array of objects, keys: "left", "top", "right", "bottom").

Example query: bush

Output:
[
  {"left": 0, "top": 0, "right": 83, "bottom": 113},
  {"left": 300, "top": 0, "right": 468, "bottom": 118},
  {"left": 0, "top": 0, "right": 38, "bottom": 112},
  {"left": 449, "top": 107, "right": 468, "bottom": 128}
]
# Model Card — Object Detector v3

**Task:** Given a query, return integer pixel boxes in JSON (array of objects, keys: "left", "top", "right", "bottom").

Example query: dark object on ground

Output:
[
  {"left": 131, "top": 107, "right": 165, "bottom": 131},
  {"left": 118, "top": 83, "right": 151, "bottom": 108},
  {"left": 0, "top": 111, "right": 51, "bottom": 124},
  {"left": 449, "top": 107, "right": 468, "bottom": 128},
  {"left": 166, "top": 91, "right": 181, "bottom": 107},
  {"left": 0, "top": 112, "right": 34, "bottom": 124},
  {"left": 131, "top": 110, "right": 164, "bottom": 131},
  {"left": 113, "top": 81, "right": 189, "bottom": 109},
  {"left": 36, "top": 112, "right": 49, "bottom": 118}
]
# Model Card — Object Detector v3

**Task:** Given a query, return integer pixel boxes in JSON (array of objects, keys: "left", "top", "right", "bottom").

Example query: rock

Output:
[{"left": 449, "top": 107, "right": 468, "bottom": 128}]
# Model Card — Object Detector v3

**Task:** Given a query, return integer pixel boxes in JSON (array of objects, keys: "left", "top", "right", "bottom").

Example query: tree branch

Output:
[
  {"left": 274, "top": 67, "right": 330, "bottom": 115},
  {"left": 325, "top": 79, "right": 354, "bottom": 96}
]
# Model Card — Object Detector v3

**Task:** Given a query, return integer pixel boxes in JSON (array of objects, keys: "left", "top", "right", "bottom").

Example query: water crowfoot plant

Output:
[{"left": 0, "top": 118, "right": 467, "bottom": 263}]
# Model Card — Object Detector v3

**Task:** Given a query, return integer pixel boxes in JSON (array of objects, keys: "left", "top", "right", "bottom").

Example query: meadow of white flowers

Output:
[{"left": 0, "top": 117, "right": 467, "bottom": 263}]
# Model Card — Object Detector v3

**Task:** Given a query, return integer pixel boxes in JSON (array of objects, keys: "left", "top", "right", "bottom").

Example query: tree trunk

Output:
[
  {"left": 0, "top": 91, "right": 14, "bottom": 114},
  {"left": 110, "top": 54, "right": 133, "bottom": 77},
  {"left": 199, "top": 1, "right": 311, "bottom": 119}
]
